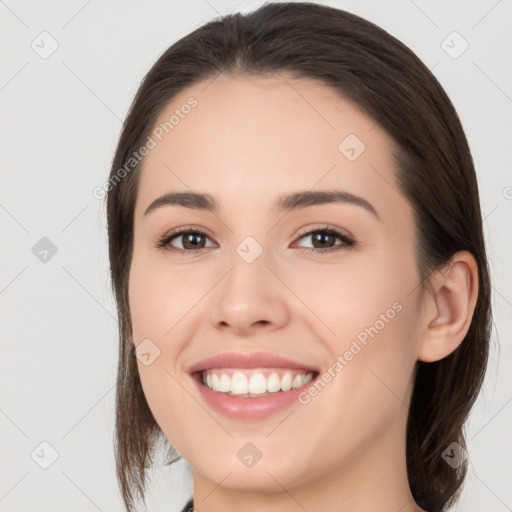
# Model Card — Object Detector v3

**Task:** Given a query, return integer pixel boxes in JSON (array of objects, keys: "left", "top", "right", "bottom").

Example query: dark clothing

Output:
[{"left": 181, "top": 498, "right": 194, "bottom": 512}]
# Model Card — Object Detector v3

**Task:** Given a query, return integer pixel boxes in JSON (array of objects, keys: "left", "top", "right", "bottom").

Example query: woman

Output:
[{"left": 106, "top": 2, "right": 491, "bottom": 511}]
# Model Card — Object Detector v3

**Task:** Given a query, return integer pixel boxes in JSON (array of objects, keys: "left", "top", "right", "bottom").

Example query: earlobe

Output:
[{"left": 417, "top": 251, "right": 479, "bottom": 363}]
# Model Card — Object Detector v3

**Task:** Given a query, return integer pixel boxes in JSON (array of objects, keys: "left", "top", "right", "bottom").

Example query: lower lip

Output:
[{"left": 189, "top": 372, "right": 318, "bottom": 420}]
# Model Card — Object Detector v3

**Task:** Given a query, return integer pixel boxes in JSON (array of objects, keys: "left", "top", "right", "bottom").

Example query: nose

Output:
[{"left": 209, "top": 252, "right": 289, "bottom": 336}]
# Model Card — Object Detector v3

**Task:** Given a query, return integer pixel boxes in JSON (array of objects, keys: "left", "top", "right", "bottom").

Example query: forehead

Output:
[{"left": 135, "top": 74, "right": 407, "bottom": 220}]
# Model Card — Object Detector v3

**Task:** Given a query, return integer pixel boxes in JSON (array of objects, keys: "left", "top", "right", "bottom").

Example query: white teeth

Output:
[
  {"left": 211, "top": 373, "right": 220, "bottom": 390},
  {"left": 219, "top": 373, "right": 230, "bottom": 392},
  {"left": 248, "top": 373, "right": 267, "bottom": 394},
  {"left": 302, "top": 372, "right": 313, "bottom": 385},
  {"left": 201, "top": 369, "right": 315, "bottom": 396},
  {"left": 281, "top": 372, "right": 292, "bottom": 391},
  {"left": 292, "top": 374, "right": 303, "bottom": 389},
  {"left": 266, "top": 372, "right": 281, "bottom": 393},
  {"left": 231, "top": 372, "right": 248, "bottom": 395}
]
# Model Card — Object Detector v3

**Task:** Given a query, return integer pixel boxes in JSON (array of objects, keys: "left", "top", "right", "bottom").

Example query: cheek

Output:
[
  {"left": 128, "top": 252, "right": 193, "bottom": 341},
  {"left": 129, "top": 276, "right": 167, "bottom": 343},
  {"left": 299, "top": 276, "right": 419, "bottom": 455},
  {"left": 129, "top": 259, "right": 193, "bottom": 447},
  {"left": 135, "top": 361, "right": 193, "bottom": 462},
  {"left": 288, "top": 249, "right": 415, "bottom": 335},
  {"left": 290, "top": 250, "right": 420, "bottom": 389},
  {"left": 127, "top": 254, "right": 207, "bottom": 425}
]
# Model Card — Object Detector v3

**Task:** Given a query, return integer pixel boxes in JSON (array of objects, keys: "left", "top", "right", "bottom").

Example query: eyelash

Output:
[{"left": 155, "top": 224, "right": 355, "bottom": 255}]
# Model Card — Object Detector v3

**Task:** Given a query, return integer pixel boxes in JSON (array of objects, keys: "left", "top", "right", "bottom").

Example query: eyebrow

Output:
[{"left": 143, "top": 189, "right": 379, "bottom": 220}]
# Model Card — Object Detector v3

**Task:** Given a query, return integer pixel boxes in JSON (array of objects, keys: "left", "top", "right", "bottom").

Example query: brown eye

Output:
[
  {"left": 156, "top": 225, "right": 355, "bottom": 255},
  {"left": 157, "top": 228, "right": 215, "bottom": 252},
  {"left": 294, "top": 226, "right": 355, "bottom": 253}
]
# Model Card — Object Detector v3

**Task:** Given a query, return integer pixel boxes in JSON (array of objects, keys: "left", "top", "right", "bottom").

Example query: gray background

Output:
[{"left": 1, "top": 0, "right": 511, "bottom": 511}]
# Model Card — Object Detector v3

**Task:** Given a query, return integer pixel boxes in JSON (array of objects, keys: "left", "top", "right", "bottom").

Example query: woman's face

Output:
[{"left": 129, "top": 74, "right": 425, "bottom": 497}]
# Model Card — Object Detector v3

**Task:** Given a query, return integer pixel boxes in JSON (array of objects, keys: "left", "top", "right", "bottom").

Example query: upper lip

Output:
[{"left": 187, "top": 351, "right": 320, "bottom": 374}]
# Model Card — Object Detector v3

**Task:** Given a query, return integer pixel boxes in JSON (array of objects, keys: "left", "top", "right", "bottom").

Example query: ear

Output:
[{"left": 417, "top": 250, "right": 479, "bottom": 363}]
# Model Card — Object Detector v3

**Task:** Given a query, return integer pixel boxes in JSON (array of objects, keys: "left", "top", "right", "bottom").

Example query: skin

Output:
[{"left": 128, "top": 74, "right": 479, "bottom": 512}]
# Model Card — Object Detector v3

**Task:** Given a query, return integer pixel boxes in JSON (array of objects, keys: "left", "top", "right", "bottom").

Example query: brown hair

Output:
[{"left": 106, "top": 2, "right": 492, "bottom": 511}]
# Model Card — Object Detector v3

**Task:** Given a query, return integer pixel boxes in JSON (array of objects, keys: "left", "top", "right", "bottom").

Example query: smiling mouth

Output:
[{"left": 192, "top": 368, "right": 320, "bottom": 397}]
